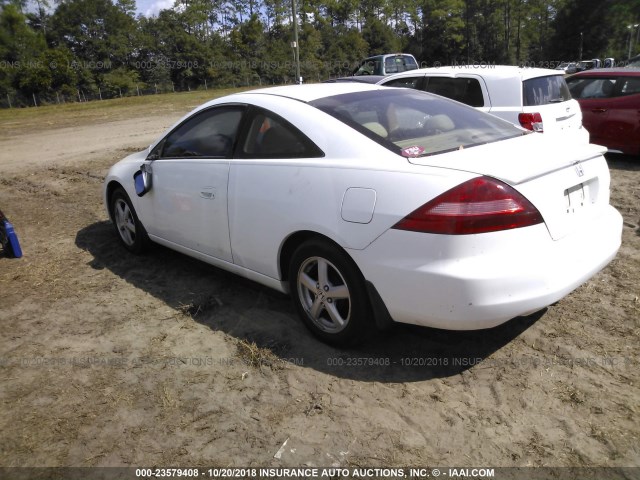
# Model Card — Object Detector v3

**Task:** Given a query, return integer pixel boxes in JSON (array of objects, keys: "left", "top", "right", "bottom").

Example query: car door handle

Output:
[
  {"left": 200, "top": 188, "right": 215, "bottom": 199},
  {"left": 591, "top": 108, "right": 608, "bottom": 113}
]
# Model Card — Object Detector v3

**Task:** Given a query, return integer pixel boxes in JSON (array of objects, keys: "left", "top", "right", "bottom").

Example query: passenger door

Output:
[
  {"left": 140, "top": 105, "right": 246, "bottom": 262},
  {"left": 601, "top": 76, "right": 640, "bottom": 154},
  {"left": 568, "top": 77, "right": 617, "bottom": 145}
]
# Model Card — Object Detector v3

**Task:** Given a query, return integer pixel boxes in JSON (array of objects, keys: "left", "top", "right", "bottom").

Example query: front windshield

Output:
[{"left": 310, "top": 89, "right": 525, "bottom": 157}]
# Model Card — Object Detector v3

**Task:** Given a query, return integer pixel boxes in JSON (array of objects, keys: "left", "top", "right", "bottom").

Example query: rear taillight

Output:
[
  {"left": 392, "top": 176, "right": 544, "bottom": 235},
  {"left": 518, "top": 112, "right": 544, "bottom": 132}
]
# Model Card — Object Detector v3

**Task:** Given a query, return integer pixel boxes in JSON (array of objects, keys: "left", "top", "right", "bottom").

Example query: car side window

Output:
[
  {"left": 383, "top": 77, "right": 422, "bottom": 89},
  {"left": 241, "top": 108, "right": 324, "bottom": 159},
  {"left": 354, "top": 59, "right": 378, "bottom": 76},
  {"left": 160, "top": 106, "right": 244, "bottom": 159},
  {"left": 567, "top": 78, "right": 617, "bottom": 99},
  {"left": 424, "top": 77, "right": 485, "bottom": 107},
  {"left": 619, "top": 77, "right": 640, "bottom": 96}
]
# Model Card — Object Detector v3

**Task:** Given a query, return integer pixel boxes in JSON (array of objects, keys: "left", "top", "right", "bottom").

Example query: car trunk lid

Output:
[
  {"left": 524, "top": 99, "right": 583, "bottom": 134},
  {"left": 408, "top": 134, "right": 610, "bottom": 240}
]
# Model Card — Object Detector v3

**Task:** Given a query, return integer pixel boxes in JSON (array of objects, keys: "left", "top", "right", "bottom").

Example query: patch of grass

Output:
[
  {"left": 559, "top": 383, "right": 586, "bottom": 405},
  {"left": 0, "top": 86, "right": 255, "bottom": 138},
  {"left": 235, "top": 339, "right": 284, "bottom": 371}
]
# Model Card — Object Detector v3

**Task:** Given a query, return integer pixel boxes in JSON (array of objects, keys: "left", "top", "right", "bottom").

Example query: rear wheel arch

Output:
[{"left": 279, "top": 231, "right": 356, "bottom": 283}]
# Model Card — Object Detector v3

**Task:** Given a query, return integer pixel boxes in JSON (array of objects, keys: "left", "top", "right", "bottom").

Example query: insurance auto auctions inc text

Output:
[{"left": 220, "top": 468, "right": 495, "bottom": 478}]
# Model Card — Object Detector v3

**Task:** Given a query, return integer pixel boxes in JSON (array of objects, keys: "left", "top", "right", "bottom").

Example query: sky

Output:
[{"left": 136, "top": 0, "right": 174, "bottom": 18}]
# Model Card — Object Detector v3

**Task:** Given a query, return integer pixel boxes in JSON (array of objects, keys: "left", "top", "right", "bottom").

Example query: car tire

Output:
[
  {"left": 289, "top": 239, "right": 371, "bottom": 346},
  {"left": 109, "top": 186, "right": 149, "bottom": 254}
]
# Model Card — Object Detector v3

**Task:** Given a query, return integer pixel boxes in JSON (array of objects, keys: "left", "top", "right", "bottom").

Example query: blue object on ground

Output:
[{"left": 1, "top": 218, "right": 22, "bottom": 258}]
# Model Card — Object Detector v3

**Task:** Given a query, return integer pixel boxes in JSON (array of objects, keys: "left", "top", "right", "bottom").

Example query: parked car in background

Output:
[
  {"left": 103, "top": 84, "right": 621, "bottom": 345},
  {"left": 377, "top": 65, "right": 588, "bottom": 142},
  {"left": 627, "top": 54, "right": 640, "bottom": 68},
  {"left": 353, "top": 53, "right": 418, "bottom": 76},
  {"left": 566, "top": 68, "right": 640, "bottom": 155},
  {"left": 576, "top": 59, "right": 601, "bottom": 72},
  {"left": 556, "top": 62, "right": 578, "bottom": 74}
]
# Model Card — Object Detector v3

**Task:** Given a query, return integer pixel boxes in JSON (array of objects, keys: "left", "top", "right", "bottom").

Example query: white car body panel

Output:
[
  {"left": 143, "top": 159, "right": 232, "bottom": 262},
  {"left": 228, "top": 161, "right": 472, "bottom": 279},
  {"left": 341, "top": 188, "right": 377, "bottom": 224},
  {"left": 351, "top": 205, "right": 621, "bottom": 329},
  {"left": 104, "top": 83, "right": 622, "bottom": 332},
  {"left": 406, "top": 133, "right": 611, "bottom": 240}
]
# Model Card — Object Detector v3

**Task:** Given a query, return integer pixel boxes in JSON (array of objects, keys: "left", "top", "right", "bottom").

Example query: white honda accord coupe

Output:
[{"left": 103, "top": 83, "right": 622, "bottom": 345}]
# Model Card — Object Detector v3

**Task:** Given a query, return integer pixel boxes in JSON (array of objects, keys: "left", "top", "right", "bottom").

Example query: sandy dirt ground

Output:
[{"left": 0, "top": 104, "right": 638, "bottom": 470}]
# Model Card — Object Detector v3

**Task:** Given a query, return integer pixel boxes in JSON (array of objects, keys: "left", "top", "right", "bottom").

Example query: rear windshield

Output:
[
  {"left": 310, "top": 89, "right": 524, "bottom": 157},
  {"left": 523, "top": 75, "right": 571, "bottom": 106},
  {"left": 384, "top": 55, "right": 418, "bottom": 74}
]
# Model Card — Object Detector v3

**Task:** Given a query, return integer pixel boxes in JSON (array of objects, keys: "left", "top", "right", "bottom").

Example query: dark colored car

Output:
[
  {"left": 566, "top": 68, "right": 640, "bottom": 155},
  {"left": 576, "top": 59, "right": 601, "bottom": 72}
]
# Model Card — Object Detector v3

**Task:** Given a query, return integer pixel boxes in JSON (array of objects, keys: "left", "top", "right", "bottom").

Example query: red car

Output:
[{"left": 566, "top": 68, "right": 640, "bottom": 155}]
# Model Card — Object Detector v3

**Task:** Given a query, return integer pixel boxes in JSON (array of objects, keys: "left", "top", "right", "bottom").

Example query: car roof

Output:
[
  {"left": 231, "top": 83, "right": 388, "bottom": 103},
  {"left": 325, "top": 75, "right": 386, "bottom": 84},
  {"left": 363, "top": 53, "right": 414, "bottom": 60},
  {"left": 569, "top": 68, "right": 640, "bottom": 77},
  {"left": 380, "top": 65, "right": 563, "bottom": 81}
]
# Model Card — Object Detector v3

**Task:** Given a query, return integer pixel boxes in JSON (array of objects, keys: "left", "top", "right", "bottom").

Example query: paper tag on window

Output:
[{"left": 401, "top": 145, "right": 425, "bottom": 157}]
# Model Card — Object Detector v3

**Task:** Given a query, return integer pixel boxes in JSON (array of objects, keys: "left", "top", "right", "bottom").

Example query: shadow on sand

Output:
[{"left": 76, "top": 221, "right": 544, "bottom": 382}]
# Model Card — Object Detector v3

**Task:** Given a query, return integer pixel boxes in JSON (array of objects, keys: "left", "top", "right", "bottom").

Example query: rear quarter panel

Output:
[{"left": 227, "top": 159, "right": 475, "bottom": 280}]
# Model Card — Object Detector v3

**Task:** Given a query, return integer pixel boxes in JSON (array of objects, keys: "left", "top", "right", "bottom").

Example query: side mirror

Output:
[{"left": 134, "top": 163, "right": 152, "bottom": 197}]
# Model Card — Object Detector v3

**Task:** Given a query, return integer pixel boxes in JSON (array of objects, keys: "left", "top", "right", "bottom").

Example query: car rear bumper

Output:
[{"left": 350, "top": 205, "right": 622, "bottom": 330}]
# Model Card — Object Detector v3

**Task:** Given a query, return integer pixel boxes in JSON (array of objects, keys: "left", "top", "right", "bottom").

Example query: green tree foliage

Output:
[
  {"left": 0, "top": 4, "right": 47, "bottom": 97},
  {"left": 1, "top": 0, "right": 639, "bottom": 104},
  {"left": 49, "top": 0, "right": 137, "bottom": 66},
  {"left": 101, "top": 66, "right": 139, "bottom": 95},
  {"left": 550, "top": 0, "right": 640, "bottom": 61},
  {"left": 363, "top": 17, "right": 402, "bottom": 54},
  {"left": 420, "top": 0, "right": 465, "bottom": 63}
]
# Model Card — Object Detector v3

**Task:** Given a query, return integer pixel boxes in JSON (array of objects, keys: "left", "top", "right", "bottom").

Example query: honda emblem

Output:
[{"left": 574, "top": 162, "right": 584, "bottom": 177}]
